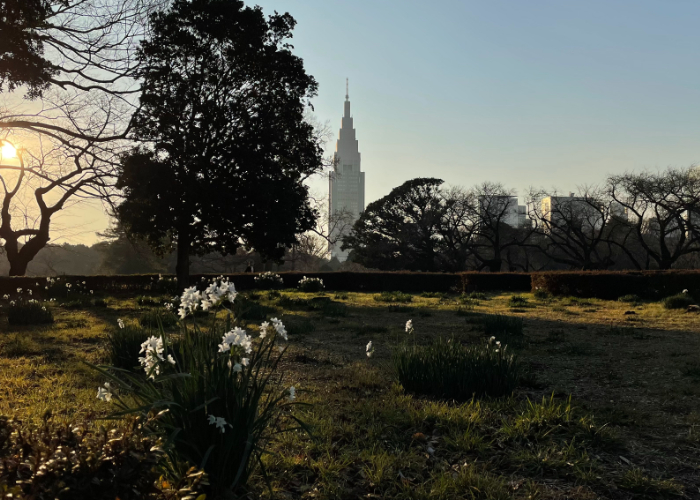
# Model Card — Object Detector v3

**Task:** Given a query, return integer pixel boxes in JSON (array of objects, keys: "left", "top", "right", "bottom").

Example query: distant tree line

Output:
[{"left": 341, "top": 167, "right": 700, "bottom": 272}]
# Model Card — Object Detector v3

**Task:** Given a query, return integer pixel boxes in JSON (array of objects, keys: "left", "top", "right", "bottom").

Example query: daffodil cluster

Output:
[
  {"left": 178, "top": 277, "right": 237, "bottom": 319},
  {"left": 298, "top": 276, "right": 324, "bottom": 292},
  {"left": 138, "top": 335, "right": 175, "bottom": 380},
  {"left": 254, "top": 272, "right": 284, "bottom": 288}
]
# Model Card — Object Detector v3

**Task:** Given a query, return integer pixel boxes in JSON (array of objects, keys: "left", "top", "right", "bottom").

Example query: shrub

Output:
[
  {"left": 533, "top": 289, "right": 551, "bottom": 300},
  {"left": 481, "top": 314, "right": 524, "bottom": 337},
  {"left": 254, "top": 271, "right": 284, "bottom": 290},
  {"left": 334, "top": 292, "right": 349, "bottom": 300},
  {"left": 298, "top": 276, "right": 324, "bottom": 292},
  {"left": 388, "top": 304, "right": 414, "bottom": 313},
  {"left": 139, "top": 310, "right": 179, "bottom": 329},
  {"left": 91, "top": 307, "right": 300, "bottom": 498},
  {"left": 508, "top": 295, "right": 528, "bottom": 308},
  {"left": 394, "top": 337, "right": 520, "bottom": 400},
  {"left": 8, "top": 301, "right": 53, "bottom": 325},
  {"left": 618, "top": 294, "right": 642, "bottom": 303},
  {"left": 531, "top": 270, "right": 700, "bottom": 300},
  {"left": 662, "top": 293, "right": 695, "bottom": 310},
  {"left": 420, "top": 291, "right": 448, "bottom": 299},
  {"left": 151, "top": 275, "right": 178, "bottom": 294},
  {"left": 374, "top": 291, "right": 413, "bottom": 303},
  {"left": 0, "top": 416, "right": 203, "bottom": 500},
  {"left": 267, "top": 290, "right": 282, "bottom": 300},
  {"left": 106, "top": 324, "right": 151, "bottom": 370}
]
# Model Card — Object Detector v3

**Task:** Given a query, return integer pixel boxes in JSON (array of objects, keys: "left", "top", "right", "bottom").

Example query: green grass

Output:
[
  {"left": 374, "top": 291, "right": 413, "bottom": 303},
  {"left": 0, "top": 288, "right": 698, "bottom": 499}
]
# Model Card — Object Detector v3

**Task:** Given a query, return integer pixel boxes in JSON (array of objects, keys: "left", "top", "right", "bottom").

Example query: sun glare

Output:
[{"left": 1, "top": 142, "right": 17, "bottom": 159}]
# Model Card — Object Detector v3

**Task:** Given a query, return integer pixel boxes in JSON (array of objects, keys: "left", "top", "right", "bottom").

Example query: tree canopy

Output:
[{"left": 116, "top": 0, "right": 323, "bottom": 286}]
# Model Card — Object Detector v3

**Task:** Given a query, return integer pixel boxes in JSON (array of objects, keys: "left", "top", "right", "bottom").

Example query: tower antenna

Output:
[{"left": 346, "top": 78, "right": 349, "bottom": 100}]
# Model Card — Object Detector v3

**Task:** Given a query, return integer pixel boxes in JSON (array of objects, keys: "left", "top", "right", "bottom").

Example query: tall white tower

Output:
[{"left": 329, "top": 79, "right": 365, "bottom": 261}]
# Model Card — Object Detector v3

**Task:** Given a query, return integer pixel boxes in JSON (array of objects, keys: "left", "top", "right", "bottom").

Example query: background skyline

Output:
[{"left": 53, "top": 0, "right": 700, "bottom": 244}]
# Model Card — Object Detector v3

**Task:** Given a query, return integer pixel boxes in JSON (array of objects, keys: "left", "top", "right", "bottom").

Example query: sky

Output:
[{"left": 42, "top": 0, "right": 700, "bottom": 244}]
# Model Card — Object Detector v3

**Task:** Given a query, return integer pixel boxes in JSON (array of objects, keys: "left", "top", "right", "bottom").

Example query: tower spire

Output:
[{"left": 346, "top": 78, "right": 349, "bottom": 100}]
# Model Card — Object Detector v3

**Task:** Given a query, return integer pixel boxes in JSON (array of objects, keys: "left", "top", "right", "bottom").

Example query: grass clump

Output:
[
  {"left": 662, "top": 293, "right": 695, "bottom": 310},
  {"left": 533, "top": 289, "right": 551, "bottom": 300},
  {"left": 374, "top": 291, "right": 413, "bottom": 303},
  {"left": 139, "top": 310, "right": 179, "bottom": 329},
  {"left": 106, "top": 324, "right": 151, "bottom": 370},
  {"left": 394, "top": 337, "right": 520, "bottom": 400},
  {"left": 481, "top": 313, "right": 524, "bottom": 337},
  {"left": 618, "top": 467, "right": 684, "bottom": 497},
  {"left": 508, "top": 295, "right": 529, "bottom": 308},
  {"left": 8, "top": 301, "right": 53, "bottom": 325},
  {"left": 618, "top": 294, "right": 642, "bottom": 303}
]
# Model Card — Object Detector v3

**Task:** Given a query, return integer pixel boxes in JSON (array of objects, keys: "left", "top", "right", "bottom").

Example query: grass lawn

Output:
[{"left": 1, "top": 290, "right": 699, "bottom": 499}]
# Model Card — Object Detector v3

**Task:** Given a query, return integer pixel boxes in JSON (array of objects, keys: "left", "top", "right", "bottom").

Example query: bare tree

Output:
[
  {"left": 526, "top": 187, "right": 620, "bottom": 270},
  {"left": 606, "top": 167, "right": 700, "bottom": 269},
  {"left": 0, "top": 0, "right": 164, "bottom": 274}
]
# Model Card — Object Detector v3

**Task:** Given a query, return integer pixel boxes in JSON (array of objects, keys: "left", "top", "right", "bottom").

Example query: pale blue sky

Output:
[
  {"left": 50, "top": 0, "right": 700, "bottom": 244},
  {"left": 256, "top": 0, "right": 700, "bottom": 203}
]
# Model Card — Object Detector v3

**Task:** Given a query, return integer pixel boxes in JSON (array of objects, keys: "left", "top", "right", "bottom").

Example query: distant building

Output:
[
  {"left": 478, "top": 195, "right": 528, "bottom": 229},
  {"left": 329, "top": 80, "right": 365, "bottom": 261},
  {"left": 541, "top": 194, "right": 604, "bottom": 232}
]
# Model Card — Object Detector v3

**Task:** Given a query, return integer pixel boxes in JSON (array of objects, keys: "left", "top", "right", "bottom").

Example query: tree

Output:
[
  {"left": 607, "top": 167, "right": 700, "bottom": 269},
  {"left": 116, "top": 0, "right": 323, "bottom": 287},
  {"left": 526, "top": 187, "right": 619, "bottom": 270},
  {"left": 0, "top": 0, "right": 162, "bottom": 275},
  {"left": 342, "top": 178, "right": 445, "bottom": 271}
]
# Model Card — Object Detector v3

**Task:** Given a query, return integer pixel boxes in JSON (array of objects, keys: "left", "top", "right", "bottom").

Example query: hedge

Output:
[
  {"left": 0, "top": 272, "right": 463, "bottom": 296},
  {"left": 531, "top": 270, "right": 700, "bottom": 300},
  {"left": 459, "top": 272, "right": 532, "bottom": 293}
]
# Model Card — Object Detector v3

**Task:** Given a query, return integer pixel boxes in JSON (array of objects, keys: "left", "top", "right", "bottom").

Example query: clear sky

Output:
[{"left": 58, "top": 0, "right": 700, "bottom": 244}]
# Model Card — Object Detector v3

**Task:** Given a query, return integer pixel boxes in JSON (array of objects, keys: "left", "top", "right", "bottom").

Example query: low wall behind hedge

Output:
[{"left": 531, "top": 271, "right": 700, "bottom": 300}]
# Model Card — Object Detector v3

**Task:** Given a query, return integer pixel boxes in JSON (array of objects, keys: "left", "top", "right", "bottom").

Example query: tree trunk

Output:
[{"left": 176, "top": 227, "right": 191, "bottom": 291}]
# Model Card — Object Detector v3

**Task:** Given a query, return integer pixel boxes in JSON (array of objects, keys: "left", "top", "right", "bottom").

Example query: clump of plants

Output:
[
  {"left": 481, "top": 313, "right": 524, "bottom": 337},
  {"left": 91, "top": 280, "right": 301, "bottom": 498},
  {"left": 150, "top": 274, "right": 178, "bottom": 294},
  {"left": 298, "top": 276, "right": 324, "bottom": 292},
  {"left": 106, "top": 321, "right": 151, "bottom": 370},
  {"left": 533, "top": 289, "right": 551, "bottom": 300},
  {"left": 233, "top": 294, "right": 276, "bottom": 320},
  {"left": 508, "top": 295, "right": 529, "bottom": 308},
  {"left": 139, "top": 310, "right": 179, "bottom": 329},
  {"left": 8, "top": 300, "right": 53, "bottom": 326},
  {"left": 254, "top": 271, "right": 284, "bottom": 290},
  {"left": 662, "top": 293, "right": 695, "bottom": 310},
  {"left": 618, "top": 294, "right": 642, "bottom": 304},
  {"left": 374, "top": 291, "right": 412, "bottom": 303},
  {"left": 393, "top": 321, "right": 519, "bottom": 400},
  {"left": 0, "top": 415, "right": 205, "bottom": 500}
]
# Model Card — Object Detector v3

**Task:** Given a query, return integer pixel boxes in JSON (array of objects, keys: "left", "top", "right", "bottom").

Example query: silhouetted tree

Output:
[
  {"left": 115, "top": 0, "right": 322, "bottom": 287},
  {"left": 607, "top": 167, "right": 700, "bottom": 269},
  {"left": 342, "top": 178, "right": 445, "bottom": 271},
  {"left": 0, "top": 0, "right": 162, "bottom": 275}
]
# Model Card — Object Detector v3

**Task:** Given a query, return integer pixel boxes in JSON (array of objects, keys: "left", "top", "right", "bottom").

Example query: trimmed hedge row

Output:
[
  {"left": 460, "top": 273, "right": 532, "bottom": 293},
  {"left": 0, "top": 272, "right": 462, "bottom": 296},
  {"left": 1, "top": 270, "right": 698, "bottom": 299},
  {"left": 531, "top": 270, "right": 700, "bottom": 300}
]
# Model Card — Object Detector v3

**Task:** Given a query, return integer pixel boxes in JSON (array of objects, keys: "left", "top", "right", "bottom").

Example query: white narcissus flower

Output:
[
  {"left": 405, "top": 320, "right": 413, "bottom": 333},
  {"left": 241, "top": 357, "right": 249, "bottom": 366},
  {"left": 218, "top": 327, "right": 252, "bottom": 354},
  {"left": 288, "top": 386, "right": 296, "bottom": 401},
  {"left": 16, "top": 288, "right": 22, "bottom": 293},
  {"left": 366, "top": 341, "right": 375, "bottom": 358},
  {"left": 96, "top": 386, "right": 112, "bottom": 402},
  {"left": 270, "top": 317, "right": 287, "bottom": 341},
  {"left": 232, "top": 363, "right": 242, "bottom": 373},
  {"left": 207, "top": 414, "right": 229, "bottom": 433},
  {"left": 28, "top": 290, "right": 32, "bottom": 296},
  {"left": 259, "top": 321, "right": 269, "bottom": 339},
  {"left": 167, "top": 354, "right": 176, "bottom": 365},
  {"left": 117, "top": 318, "right": 125, "bottom": 329}
]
